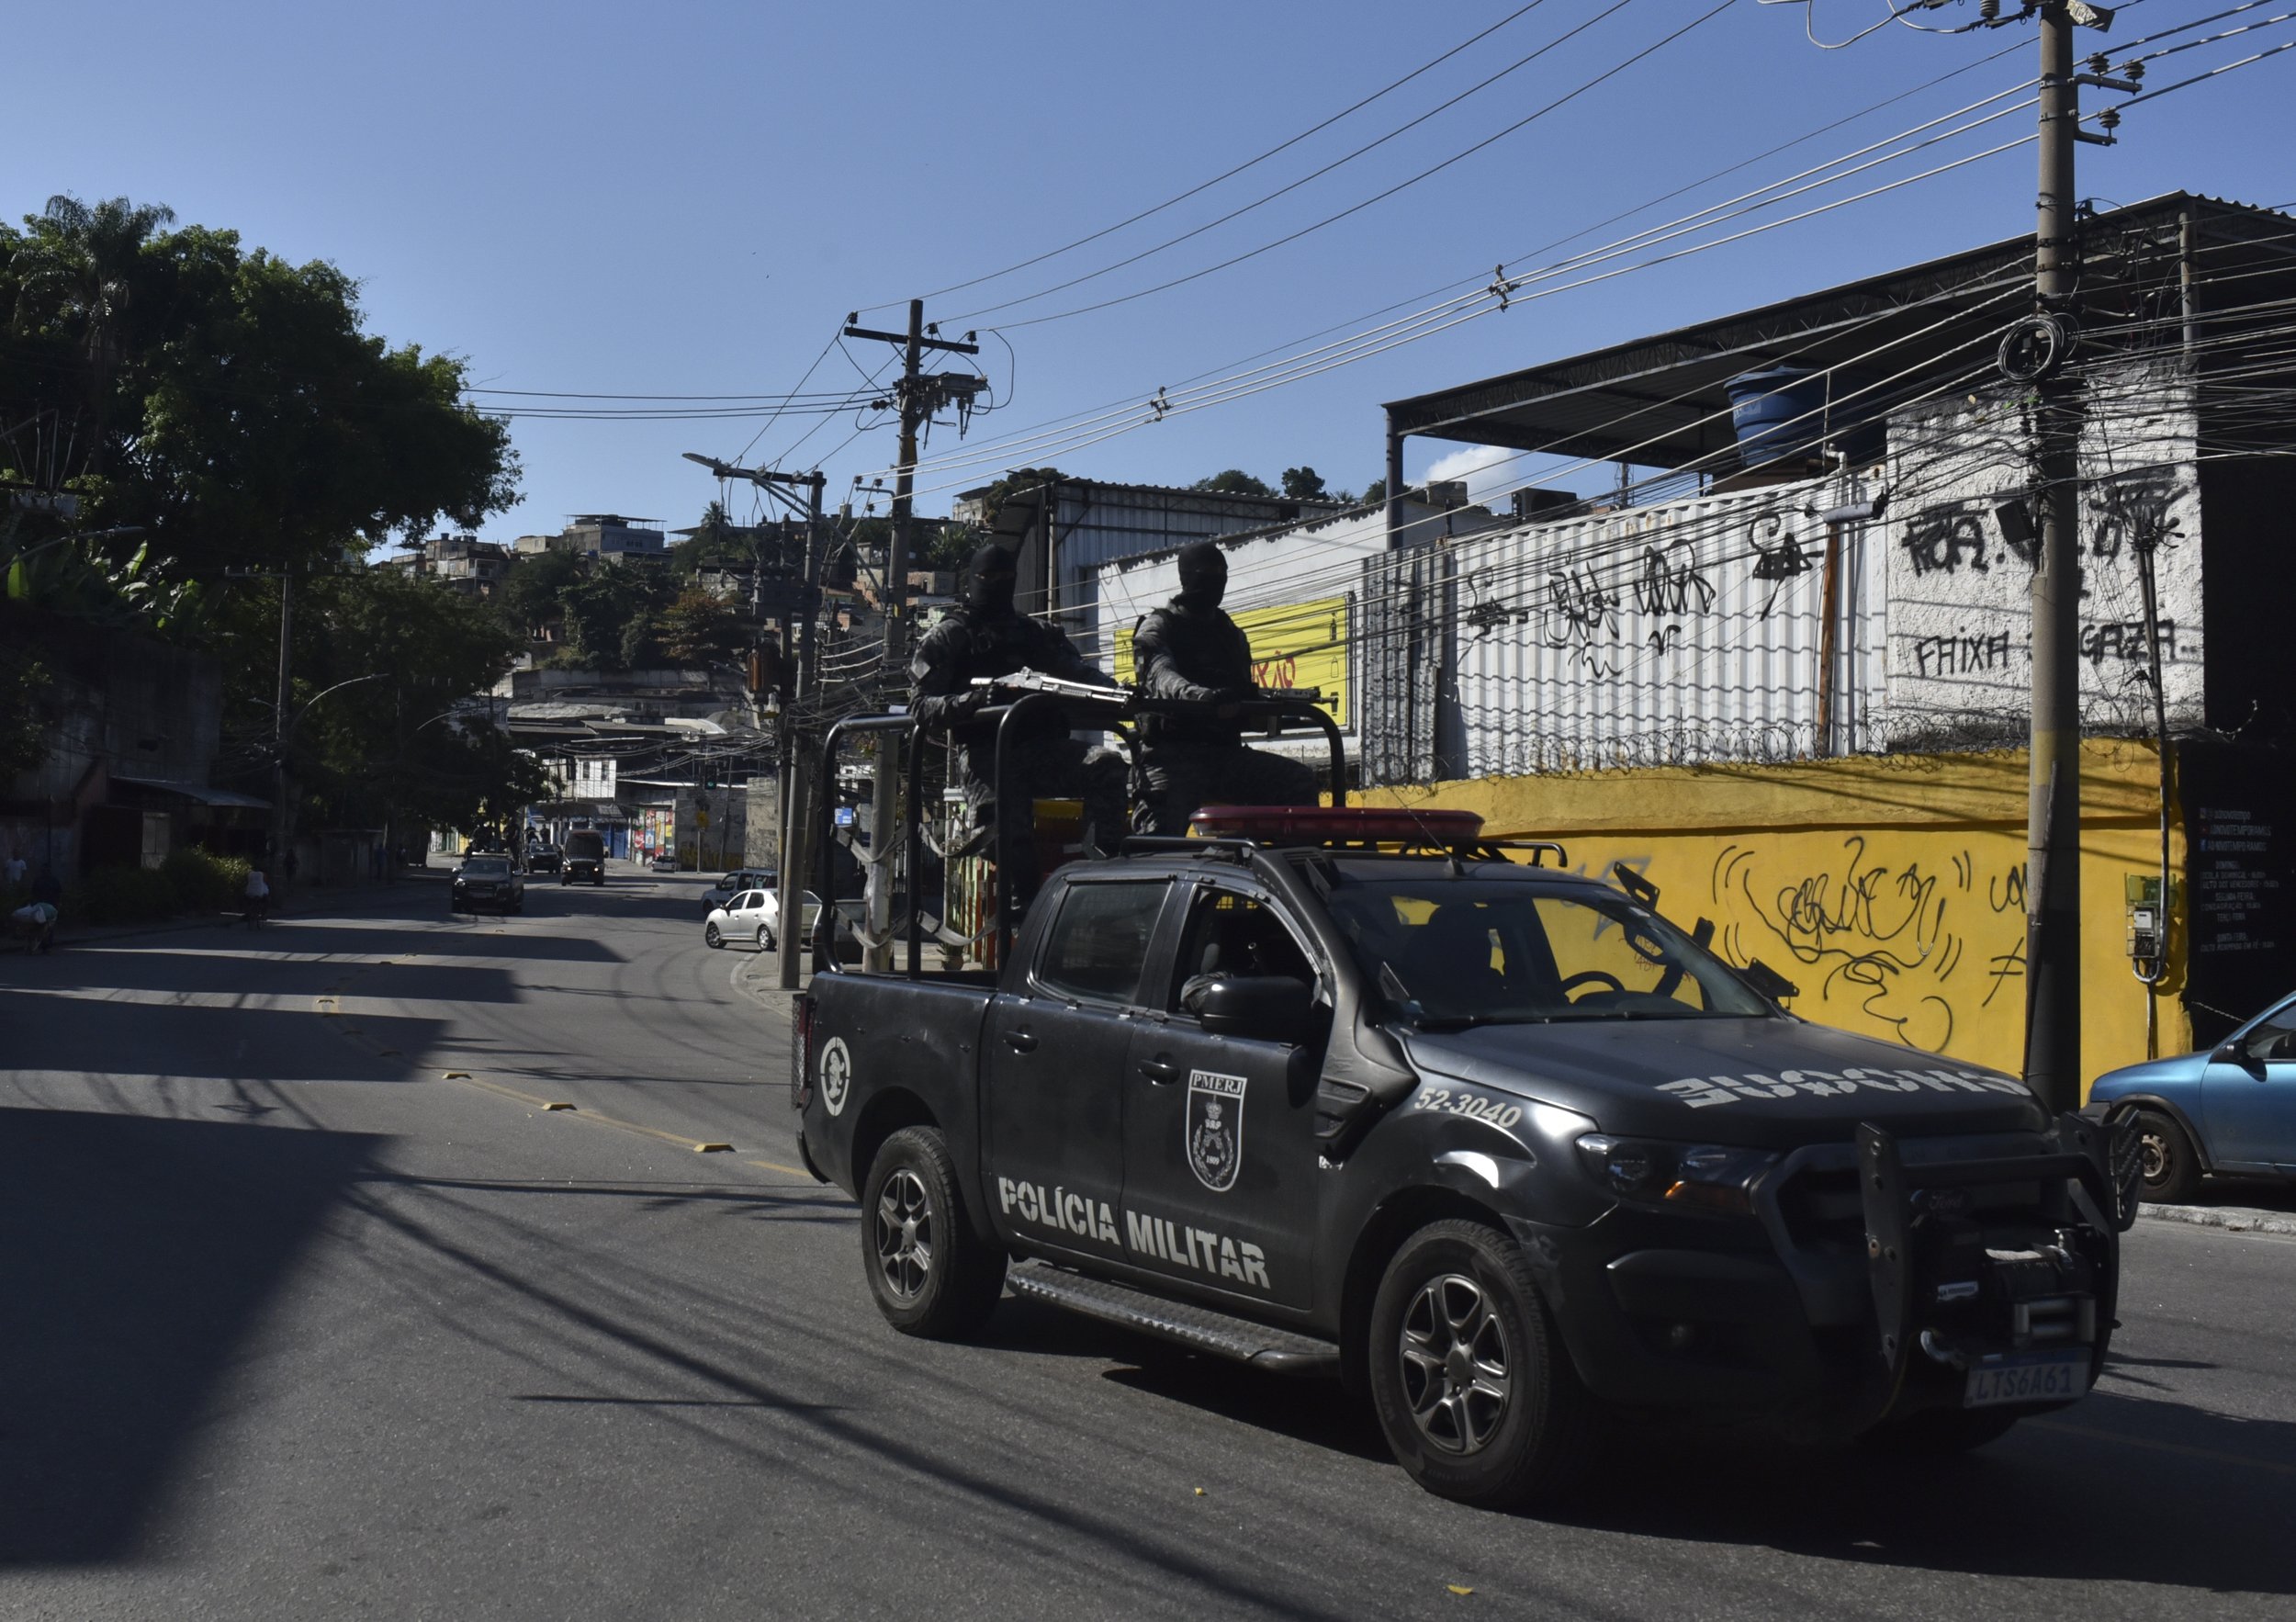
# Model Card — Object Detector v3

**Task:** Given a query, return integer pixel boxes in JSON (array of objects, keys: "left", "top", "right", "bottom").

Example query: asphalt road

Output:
[{"left": 5, "top": 869, "right": 2294, "bottom": 1619}]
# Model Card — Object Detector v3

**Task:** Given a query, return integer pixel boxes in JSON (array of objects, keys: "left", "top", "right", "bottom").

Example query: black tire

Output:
[
  {"left": 559, "top": 874, "right": 569, "bottom": 887},
  {"left": 2132, "top": 1108, "right": 2203, "bottom": 1203},
  {"left": 859, "top": 1126, "right": 1006, "bottom": 1339},
  {"left": 1859, "top": 1406, "right": 2023, "bottom": 1455},
  {"left": 704, "top": 923, "right": 724, "bottom": 950},
  {"left": 1367, "top": 1219, "right": 1596, "bottom": 1508},
  {"left": 757, "top": 925, "right": 774, "bottom": 952},
  {"left": 592, "top": 875, "right": 602, "bottom": 887}
]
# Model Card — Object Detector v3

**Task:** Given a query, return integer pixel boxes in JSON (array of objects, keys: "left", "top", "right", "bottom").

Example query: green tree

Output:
[
  {"left": 1361, "top": 478, "right": 1387, "bottom": 507},
  {"left": 205, "top": 566, "right": 538, "bottom": 837},
  {"left": 557, "top": 567, "right": 670, "bottom": 670},
  {"left": 1, "top": 199, "right": 518, "bottom": 585},
  {"left": 6, "top": 194, "right": 177, "bottom": 477},
  {"left": 660, "top": 586, "right": 748, "bottom": 670},
  {"left": 495, "top": 545, "right": 582, "bottom": 641},
  {"left": 1280, "top": 466, "right": 1328, "bottom": 501},
  {"left": 1191, "top": 468, "right": 1275, "bottom": 498}
]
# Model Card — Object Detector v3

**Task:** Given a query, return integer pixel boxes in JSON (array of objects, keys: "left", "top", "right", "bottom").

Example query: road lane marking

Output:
[
  {"left": 2031, "top": 1419, "right": 2296, "bottom": 1478},
  {"left": 447, "top": 1072, "right": 737, "bottom": 1155},
  {"left": 744, "top": 1158, "right": 811, "bottom": 1177}
]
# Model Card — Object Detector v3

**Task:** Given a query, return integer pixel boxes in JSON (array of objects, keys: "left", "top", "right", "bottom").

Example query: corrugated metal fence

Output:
[{"left": 1361, "top": 479, "right": 1886, "bottom": 784}]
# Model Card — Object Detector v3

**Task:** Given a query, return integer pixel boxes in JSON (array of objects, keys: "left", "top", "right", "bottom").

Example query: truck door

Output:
[
  {"left": 2201, "top": 999, "right": 2296, "bottom": 1171},
  {"left": 1120, "top": 880, "right": 1324, "bottom": 1312},
  {"left": 979, "top": 877, "right": 1170, "bottom": 1263}
]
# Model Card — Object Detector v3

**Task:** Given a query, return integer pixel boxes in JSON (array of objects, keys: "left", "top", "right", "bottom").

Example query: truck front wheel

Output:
[
  {"left": 861, "top": 1127, "right": 1006, "bottom": 1339},
  {"left": 1367, "top": 1219, "right": 1596, "bottom": 1508}
]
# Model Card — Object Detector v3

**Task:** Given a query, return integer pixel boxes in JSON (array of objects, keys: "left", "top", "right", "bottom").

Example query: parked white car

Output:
[{"left": 703, "top": 886, "right": 820, "bottom": 952}]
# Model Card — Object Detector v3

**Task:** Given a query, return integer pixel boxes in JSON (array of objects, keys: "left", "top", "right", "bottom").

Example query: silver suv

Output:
[{"left": 702, "top": 868, "right": 776, "bottom": 915}]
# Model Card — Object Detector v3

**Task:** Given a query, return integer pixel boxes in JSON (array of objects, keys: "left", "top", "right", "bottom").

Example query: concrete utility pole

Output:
[
  {"left": 2020, "top": 0, "right": 2133, "bottom": 1112},
  {"left": 842, "top": 301, "right": 977, "bottom": 972},
  {"left": 274, "top": 570, "right": 294, "bottom": 877},
  {"left": 780, "top": 472, "right": 829, "bottom": 989}
]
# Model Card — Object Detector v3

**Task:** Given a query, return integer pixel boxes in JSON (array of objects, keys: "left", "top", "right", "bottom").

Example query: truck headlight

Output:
[{"left": 1574, "top": 1134, "right": 1779, "bottom": 1218}]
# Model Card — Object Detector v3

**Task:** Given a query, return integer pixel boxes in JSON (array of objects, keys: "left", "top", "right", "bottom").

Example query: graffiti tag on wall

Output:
[{"left": 1708, "top": 835, "right": 2028, "bottom": 1053}]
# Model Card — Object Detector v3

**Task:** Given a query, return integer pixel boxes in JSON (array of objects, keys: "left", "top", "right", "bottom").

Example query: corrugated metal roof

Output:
[{"left": 1385, "top": 193, "right": 2296, "bottom": 470}]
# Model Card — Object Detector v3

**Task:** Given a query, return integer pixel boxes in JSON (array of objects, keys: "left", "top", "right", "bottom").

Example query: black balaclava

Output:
[
  {"left": 1176, "top": 539, "right": 1227, "bottom": 613},
  {"left": 964, "top": 542, "right": 1018, "bottom": 616}
]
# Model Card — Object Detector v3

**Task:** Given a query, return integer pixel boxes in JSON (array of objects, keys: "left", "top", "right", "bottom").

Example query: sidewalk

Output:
[
  {"left": 2141, "top": 1199, "right": 2296, "bottom": 1237},
  {"left": 37, "top": 868, "right": 450, "bottom": 951}
]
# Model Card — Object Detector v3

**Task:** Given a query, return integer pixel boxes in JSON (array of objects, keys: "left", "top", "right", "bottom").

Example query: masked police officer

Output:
[
  {"left": 1131, "top": 539, "right": 1316, "bottom": 835},
  {"left": 911, "top": 541, "right": 1126, "bottom": 867}
]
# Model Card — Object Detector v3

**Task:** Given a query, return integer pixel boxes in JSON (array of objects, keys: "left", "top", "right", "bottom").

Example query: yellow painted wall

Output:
[
  {"left": 1116, "top": 598, "right": 1351, "bottom": 727},
  {"left": 1357, "top": 738, "right": 2185, "bottom": 1091}
]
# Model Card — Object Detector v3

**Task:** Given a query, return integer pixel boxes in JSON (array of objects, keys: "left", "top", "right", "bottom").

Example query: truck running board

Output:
[{"left": 1006, "top": 1263, "right": 1341, "bottom": 1378}]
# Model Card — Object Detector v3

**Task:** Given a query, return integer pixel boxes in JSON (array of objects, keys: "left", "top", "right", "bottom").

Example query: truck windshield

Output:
[{"left": 1322, "top": 877, "right": 1773, "bottom": 1027}]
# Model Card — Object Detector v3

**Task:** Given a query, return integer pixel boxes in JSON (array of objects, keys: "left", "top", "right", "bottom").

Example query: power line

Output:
[{"left": 871, "top": 0, "right": 1557, "bottom": 312}]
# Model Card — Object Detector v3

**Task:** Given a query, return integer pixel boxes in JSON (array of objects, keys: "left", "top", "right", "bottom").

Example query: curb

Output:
[{"left": 2137, "top": 1200, "right": 2296, "bottom": 1236}]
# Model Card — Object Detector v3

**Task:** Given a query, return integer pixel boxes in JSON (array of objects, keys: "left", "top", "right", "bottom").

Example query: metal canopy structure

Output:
[{"left": 1381, "top": 194, "right": 2296, "bottom": 473}]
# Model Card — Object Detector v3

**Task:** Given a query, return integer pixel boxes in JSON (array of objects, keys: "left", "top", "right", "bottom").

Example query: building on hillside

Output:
[
  {"left": 381, "top": 533, "right": 513, "bottom": 594},
  {"left": 514, "top": 514, "right": 667, "bottom": 561},
  {"left": 1351, "top": 192, "right": 2296, "bottom": 1084},
  {"left": 970, "top": 477, "right": 1349, "bottom": 660}
]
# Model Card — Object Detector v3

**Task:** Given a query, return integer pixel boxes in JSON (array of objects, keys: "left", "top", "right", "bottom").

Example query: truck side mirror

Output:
[{"left": 1197, "top": 975, "right": 1314, "bottom": 1044}]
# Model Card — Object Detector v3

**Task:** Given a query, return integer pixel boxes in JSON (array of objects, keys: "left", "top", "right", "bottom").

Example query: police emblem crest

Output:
[
  {"left": 819, "top": 1037, "right": 853, "bottom": 1117},
  {"left": 1185, "top": 1069, "right": 1247, "bottom": 1192}
]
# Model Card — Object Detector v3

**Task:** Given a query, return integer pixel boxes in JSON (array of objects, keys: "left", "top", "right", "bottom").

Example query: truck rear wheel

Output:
[
  {"left": 1367, "top": 1219, "right": 1595, "bottom": 1508},
  {"left": 861, "top": 1127, "right": 1006, "bottom": 1339}
]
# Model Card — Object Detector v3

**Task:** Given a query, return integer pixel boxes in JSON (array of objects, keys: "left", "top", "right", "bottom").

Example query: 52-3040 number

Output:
[{"left": 1411, "top": 1087, "right": 1523, "bottom": 1130}]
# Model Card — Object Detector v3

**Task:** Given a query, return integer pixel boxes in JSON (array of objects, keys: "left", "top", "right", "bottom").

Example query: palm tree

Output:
[{"left": 9, "top": 194, "right": 177, "bottom": 476}]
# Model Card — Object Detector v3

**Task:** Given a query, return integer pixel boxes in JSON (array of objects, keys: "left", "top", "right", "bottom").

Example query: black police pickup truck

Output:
[{"left": 791, "top": 711, "right": 2133, "bottom": 1507}]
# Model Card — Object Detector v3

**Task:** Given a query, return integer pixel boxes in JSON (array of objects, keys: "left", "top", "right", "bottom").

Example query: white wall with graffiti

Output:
[
  {"left": 1446, "top": 471, "right": 1889, "bottom": 775},
  {"left": 1368, "top": 358, "right": 2209, "bottom": 782},
  {"left": 1883, "top": 360, "right": 2202, "bottom": 745}
]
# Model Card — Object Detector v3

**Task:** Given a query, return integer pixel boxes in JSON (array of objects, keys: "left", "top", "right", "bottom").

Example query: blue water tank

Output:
[
  {"left": 1726, "top": 366, "right": 1885, "bottom": 469},
  {"left": 1726, "top": 366, "right": 1828, "bottom": 467}
]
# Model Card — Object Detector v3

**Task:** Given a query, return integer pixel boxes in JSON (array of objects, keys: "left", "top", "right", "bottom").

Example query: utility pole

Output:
[
  {"left": 274, "top": 570, "right": 294, "bottom": 881},
  {"left": 679, "top": 451, "right": 833, "bottom": 987},
  {"left": 842, "top": 301, "right": 978, "bottom": 971},
  {"left": 2018, "top": 0, "right": 2132, "bottom": 1112}
]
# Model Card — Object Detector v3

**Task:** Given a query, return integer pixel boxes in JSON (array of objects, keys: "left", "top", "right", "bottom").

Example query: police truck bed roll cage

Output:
[{"left": 809, "top": 689, "right": 1347, "bottom": 976}]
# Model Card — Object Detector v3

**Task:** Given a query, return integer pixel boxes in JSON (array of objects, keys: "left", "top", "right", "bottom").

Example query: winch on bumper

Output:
[{"left": 1515, "top": 1112, "right": 2129, "bottom": 1439}]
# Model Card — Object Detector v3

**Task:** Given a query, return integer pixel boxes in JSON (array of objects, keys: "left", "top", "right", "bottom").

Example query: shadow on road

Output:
[
  {"left": 1527, "top": 1390, "right": 2296, "bottom": 1594},
  {"left": 0, "top": 1106, "right": 379, "bottom": 1565},
  {"left": 1065, "top": 1323, "right": 2296, "bottom": 1596}
]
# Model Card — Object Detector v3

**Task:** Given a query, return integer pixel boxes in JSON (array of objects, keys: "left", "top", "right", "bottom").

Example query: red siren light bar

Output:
[{"left": 1188, "top": 805, "right": 1487, "bottom": 846}]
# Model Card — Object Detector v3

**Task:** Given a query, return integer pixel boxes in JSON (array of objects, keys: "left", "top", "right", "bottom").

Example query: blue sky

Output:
[{"left": 8, "top": 0, "right": 2290, "bottom": 539}]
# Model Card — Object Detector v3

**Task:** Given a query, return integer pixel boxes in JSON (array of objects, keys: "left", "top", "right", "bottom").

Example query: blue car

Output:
[{"left": 2088, "top": 992, "right": 2296, "bottom": 1202}]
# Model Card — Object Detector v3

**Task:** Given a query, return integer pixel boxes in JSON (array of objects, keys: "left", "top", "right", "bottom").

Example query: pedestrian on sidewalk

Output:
[
  {"left": 243, "top": 865, "right": 271, "bottom": 927},
  {"left": 17, "top": 864, "right": 62, "bottom": 952},
  {"left": 11, "top": 900, "right": 56, "bottom": 952}
]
